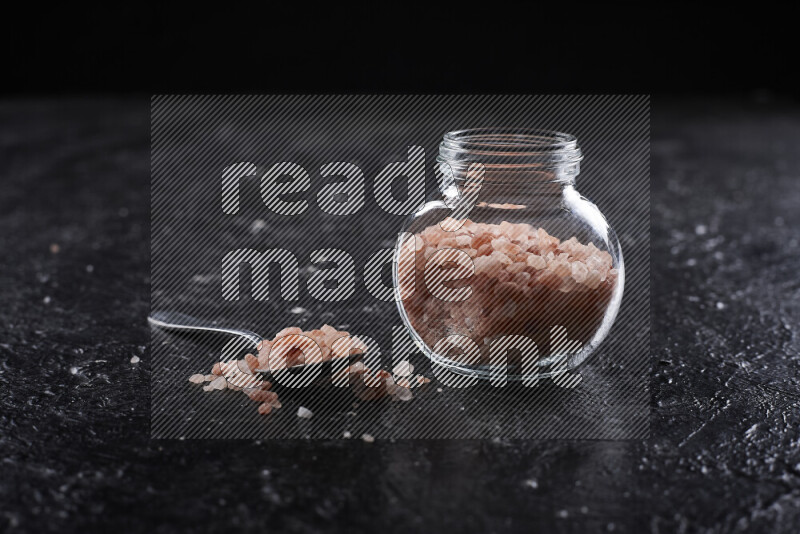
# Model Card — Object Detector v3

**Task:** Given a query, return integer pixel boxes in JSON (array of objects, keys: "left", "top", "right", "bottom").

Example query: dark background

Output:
[
  {"left": 2, "top": 5, "right": 796, "bottom": 97},
  {"left": 2, "top": 5, "right": 799, "bottom": 533}
]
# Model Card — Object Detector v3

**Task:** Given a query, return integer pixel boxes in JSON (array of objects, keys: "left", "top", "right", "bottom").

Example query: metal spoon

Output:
[
  {"left": 147, "top": 310, "right": 355, "bottom": 374},
  {"left": 148, "top": 310, "right": 262, "bottom": 347}
]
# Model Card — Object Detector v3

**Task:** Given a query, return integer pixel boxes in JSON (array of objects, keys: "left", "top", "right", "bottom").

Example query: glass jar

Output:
[{"left": 393, "top": 128, "right": 624, "bottom": 380}]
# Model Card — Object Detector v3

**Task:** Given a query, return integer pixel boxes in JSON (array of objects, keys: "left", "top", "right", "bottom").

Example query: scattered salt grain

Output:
[
  {"left": 250, "top": 219, "right": 267, "bottom": 233},
  {"left": 343, "top": 431, "right": 352, "bottom": 439},
  {"left": 209, "top": 377, "right": 227, "bottom": 390},
  {"left": 395, "top": 377, "right": 412, "bottom": 388},
  {"left": 49, "top": 243, "right": 60, "bottom": 254},
  {"left": 695, "top": 224, "right": 707, "bottom": 236},
  {"left": 394, "top": 387, "right": 413, "bottom": 402},
  {"left": 70, "top": 367, "right": 78, "bottom": 375},
  {"left": 188, "top": 374, "right": 205, "bottom": 384},
  {"left": 43, "top": 296, "right": 51, "bottom": 305},
  {"left": 716, "top": 302, "right": 726, "bottom": 310},
  {"left": 290, "top": 306, "right": 306, "bottom": 314},
  {"left": 392, "top": 360, "right": 414, "bottom": 377},
  {"left": 297, "top": 406, "right": 313, "bottom": 419},
  {"left": 524, "top": 479, "right": 539, "bottom": 489},
  {"left": 86, "top": 265, "right": 94, "bottom": 273},
  {"left": 130, "top": 356, "right": 140, "bottom": 364},
  {"left": 361, "top": 433, "right": 375, "bottom": 443}
]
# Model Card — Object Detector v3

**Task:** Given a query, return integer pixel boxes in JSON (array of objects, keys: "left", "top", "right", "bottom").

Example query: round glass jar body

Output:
[{"left": 394, "top": 128, "right": 624, "bottom": 380}]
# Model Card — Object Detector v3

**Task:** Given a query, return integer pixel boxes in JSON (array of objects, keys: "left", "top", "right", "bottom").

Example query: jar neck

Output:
[{"left": 436, "top": 128, "right": 582, "bottom": 203}]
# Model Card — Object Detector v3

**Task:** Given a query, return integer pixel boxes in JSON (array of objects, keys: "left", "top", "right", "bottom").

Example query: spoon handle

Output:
[{"left": 148, "top": 311, "right": 263, "bottom": 347}]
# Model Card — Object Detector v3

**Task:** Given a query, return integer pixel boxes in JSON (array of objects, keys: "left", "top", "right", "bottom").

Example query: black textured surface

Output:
[{"left": 1, "top": 97, "right": 799, "bottom": 533}]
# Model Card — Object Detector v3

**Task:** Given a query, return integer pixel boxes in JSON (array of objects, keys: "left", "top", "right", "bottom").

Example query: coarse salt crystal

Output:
[
  {"left": 571, "top": 261, "right": 588, "bottom": 283},
  {"left": 392, "top": 360, "right": 414, "bottom": 377},
  {"left": 361, "top": 433, "right": 375, "bottom": 443},
  {"left": 209, "top": 377, "right": 227, "bottom": 390},
  {"left": 527, "top": 254, "right": 547, "bottom": 270},
  {"left": 189, "top": 374, "right": 205, "bottom": 384},
  {"left": 297, "top": 406, "right": 313, "bottom": 419}
]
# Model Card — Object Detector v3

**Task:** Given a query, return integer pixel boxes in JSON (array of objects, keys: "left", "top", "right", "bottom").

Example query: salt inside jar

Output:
[{"left": 394, "top": 128, "right": 624, "bottom": 380}]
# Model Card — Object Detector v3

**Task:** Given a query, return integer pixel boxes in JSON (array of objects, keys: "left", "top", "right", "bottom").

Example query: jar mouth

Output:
[{"left": 437, "top": 128, "right": 582, "bottom": 169}]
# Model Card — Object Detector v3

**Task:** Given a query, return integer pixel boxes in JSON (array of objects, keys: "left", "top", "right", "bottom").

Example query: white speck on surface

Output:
[
  {"left": 361, "top": 433, "right": 375, "bottom": 443},
  {"left": 43, "top": 296, "right": 51, "bottom": 305},
  {"left": 687, "top": 295, "right": 700, "bottom": 302},
  {"left": 250, "top": 219, "right": 267, "bottom": 233},
  {"left": 523, "top": 479, "right": 538, "bottom": 489},
  {"left": 436, "top": 388, "right": 443, "bottom": 393},
  {"left": 130, "top": 356, "right": 140, "bottom": 364},
  {"left": 290, "top": 306, "right": 306, "bottom": 314},
  {"left": 343, "top": 431, "right": 352, "bottom": 439},
  {"left": 686, "top": 258, "right": 697, "bottom": 266},
  {"left": 557, "top": 509, "right": 569, "bottom": 518},
  {"left": 695, "top": 224, "right": 707, "bottom": 235},
  {"left": 85, "top": 264, "right": 94, "bottom": 273},
  {"left": 716, "top": 301, "right": 726, "bottom": 310},
  {"left": 745, "top": 423, "right": 759, "bottom": 438},
  {"left": 70, "top": 367, "right": 78, "bottom": 375},
  {"left": 297, "top": 406, "right": 313, "bottom": 419}
]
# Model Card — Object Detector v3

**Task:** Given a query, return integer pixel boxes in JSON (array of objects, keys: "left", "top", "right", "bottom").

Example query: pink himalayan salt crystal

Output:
[
  {"left": 472, "top": 256, "right": 494, "bottom": 275},
  {"left": 275, "top": 326, "right": 302, "bottom": 338},
  {"left": 395, "top": 377, "right": 412, "bottom": 388},
  {"left": 548, "top": 260, "right": 571, "bottom": 278},
  {"left": 527, "top": 254, "right": 547, "bottom": 270},
  {"left": 477, "top": 244, "right": 493, "bottom": 256},
  {"left": 512, "top": 272, "right": 531, "bottom": 285},
  {"left": 209, "top": 376, "right": 227, "bottom": 390},
  {"left": 245, "top": 353, "right": 259, "bottom": 372},
  {"left": 507, "top": 261, "right": 527, "bottom": 274},
  {"left": 401, "top": 222, "right": 618, "bottom": 366},
  {"left": 585, "top": 270, "right": 602, "bottom": 289},
  {"left": 188, "top": 374, "right": 205, "bottom": 384},
  {"left": 571, "top": 261, "right": 588, "bottom": 283},
  {"left": 392, "top": 360, "right": 414, "bottom": 377},
  {"left": 489, "top": 250, "right": 513, "bottom": 265}
]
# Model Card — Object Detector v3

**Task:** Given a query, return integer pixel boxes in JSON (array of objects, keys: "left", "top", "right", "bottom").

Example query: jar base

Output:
[{"left": 425, "top": 349, "right": 576, "bottom": 382}]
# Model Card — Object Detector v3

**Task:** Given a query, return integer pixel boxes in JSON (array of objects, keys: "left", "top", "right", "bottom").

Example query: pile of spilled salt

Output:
[
  {"left": 398, "top": 221, "right": 618, "bottom": 365},
  {"left": 187, "top": 324, "right": 430, "bottom": 417}
]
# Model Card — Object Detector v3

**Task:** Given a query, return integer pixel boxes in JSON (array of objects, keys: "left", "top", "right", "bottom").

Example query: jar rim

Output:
[{"left": 437, "top": 128, "right": 582, "bottom": 169}]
